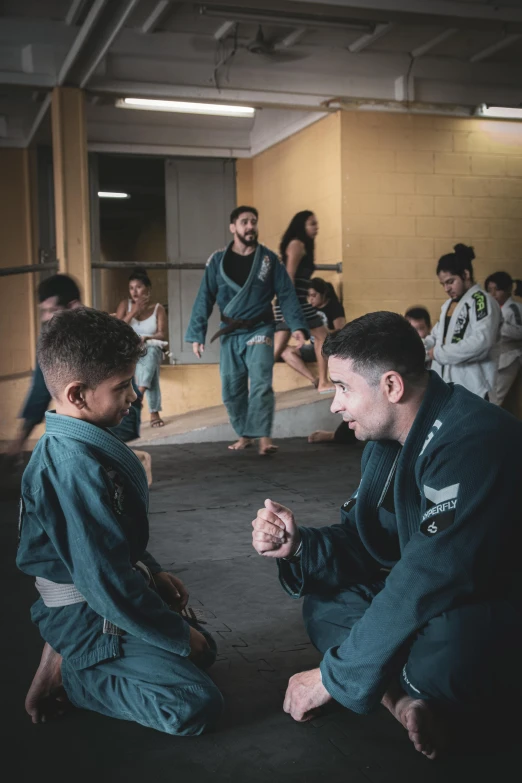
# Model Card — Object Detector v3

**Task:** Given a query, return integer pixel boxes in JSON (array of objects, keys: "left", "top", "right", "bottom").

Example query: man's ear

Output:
[
  {"left": 383, "top": 371, "right": 405, "bottom": 404},
  {"left": 64, "top": 381, "right": 88, "bottom": 410}
]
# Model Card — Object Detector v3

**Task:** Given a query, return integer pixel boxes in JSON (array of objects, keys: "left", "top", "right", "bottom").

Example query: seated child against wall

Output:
[{"left": 17, "top": 308, "right": 223, "bottom": 736}]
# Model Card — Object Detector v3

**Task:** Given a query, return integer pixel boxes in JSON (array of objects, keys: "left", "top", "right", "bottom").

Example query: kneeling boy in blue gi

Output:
[{"left": 17, "top": 308, "right": 223, "bottom": 735}]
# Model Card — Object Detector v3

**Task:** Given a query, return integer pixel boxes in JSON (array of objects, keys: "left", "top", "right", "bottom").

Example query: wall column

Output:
[{"left": 51, "top": 86, "right": 92, "bottom": 304}]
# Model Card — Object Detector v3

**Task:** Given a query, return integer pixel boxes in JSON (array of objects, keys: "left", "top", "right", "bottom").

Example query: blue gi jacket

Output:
[
  {"left": 17, "top": 413, "right": 191, "bottom": 669},
  {"left": 279, "top": 372, "right": 522, "bottom": 713},
  {"left": 185, "top": 242, "right": 308, "bottom": 345}
]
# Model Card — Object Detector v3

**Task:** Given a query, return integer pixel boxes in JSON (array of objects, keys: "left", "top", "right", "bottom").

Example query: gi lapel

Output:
[
  {"left": 222, "top": 244, "right": 264, "bottom": 318},
  {"left": 44, "top": 412, "right": 148, "bottom": 508}
]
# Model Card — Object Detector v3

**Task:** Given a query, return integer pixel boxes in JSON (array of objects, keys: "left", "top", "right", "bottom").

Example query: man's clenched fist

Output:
[{"left": 252, "top": 499, "right": 300, "bottom": 558}]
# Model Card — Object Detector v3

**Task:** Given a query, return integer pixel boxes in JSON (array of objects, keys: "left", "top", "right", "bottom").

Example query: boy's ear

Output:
[{"left": 64, "top": 381, "right": 88, "bottom": 410}]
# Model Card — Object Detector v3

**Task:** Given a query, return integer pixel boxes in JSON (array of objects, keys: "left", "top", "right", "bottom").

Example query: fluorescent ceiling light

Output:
[
  {"left": 477, "top": 104, "right": 522, "bottom": 120},
  {"left": 116, "top": 97, "right": 255, "bottom": 117},
  {"left": 98, "top": 191, "right": 131, "bottom": 199}
]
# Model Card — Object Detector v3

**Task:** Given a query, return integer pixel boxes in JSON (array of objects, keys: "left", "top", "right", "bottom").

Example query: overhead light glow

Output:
[
  {"left": 98, "top": 191, "right": 131, "bottom": 199},
  {"left": 116, "top": 97, "right": 255, "bottom": 117},
  {"left": 477, "top": 104, "right": 522, "bottom": 120}
]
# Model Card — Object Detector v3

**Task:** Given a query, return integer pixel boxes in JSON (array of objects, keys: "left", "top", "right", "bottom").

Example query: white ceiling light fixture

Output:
[
  {"left": 98, "top": 191, "right": 131, "bottom": 199},
  {"left": 476, "top": 104, "right": 522, "bottom": 120},
  {"left": 116, "top": 98, "right": 255, "bottom": 117}
]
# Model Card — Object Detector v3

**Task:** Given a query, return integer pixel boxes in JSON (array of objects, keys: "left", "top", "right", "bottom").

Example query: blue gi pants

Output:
[
  {"left": 220, "top": 325, "right": 275, "bottom": 438},
  {"left": 61, "top": 625, "right": 223, "bottom": 736},
  {"left": 303, "top": 584, "right": 522, "bottom": 712}
]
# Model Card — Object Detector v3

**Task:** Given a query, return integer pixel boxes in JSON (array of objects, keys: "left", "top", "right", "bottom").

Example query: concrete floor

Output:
[{"left": 1, "top": 439, "right": 517, "bottom": 782}]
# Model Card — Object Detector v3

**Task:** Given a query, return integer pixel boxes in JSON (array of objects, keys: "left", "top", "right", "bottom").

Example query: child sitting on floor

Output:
[{"left": 17, "top": 308, "right": 223, "bottom": 735}]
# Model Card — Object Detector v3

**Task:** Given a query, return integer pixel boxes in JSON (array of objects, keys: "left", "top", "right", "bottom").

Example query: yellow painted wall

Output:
[
  {"left": 340, "top": 111, "right": 522, "bottom": 324},
  {"left": 0, "top": 149, "right": 39, "bottom": 441}
]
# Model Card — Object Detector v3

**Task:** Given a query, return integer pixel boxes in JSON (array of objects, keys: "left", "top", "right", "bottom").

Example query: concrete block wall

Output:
[{"left": 341, "top": 112, "right": 522, "bottom": 324}]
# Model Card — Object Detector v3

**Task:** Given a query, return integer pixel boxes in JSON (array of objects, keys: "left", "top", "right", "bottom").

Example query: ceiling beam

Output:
[
  {"left": 140, "top": 1, "right": 173, "bottom": 34},
  {"left": 213, "top": 21, "right": 236, "bottom": 41},
  {"left": 410, "top": 28, "right": 457, "bottom": 59},
  {"left": 65, "top": 0, "right": 90, "bottom": 27},
  {"left": 469, "top": 33, "right": 521, "bottom": 63},
  {"left": 200, "top": 6, "right": 372, "bottom": 32},
  {"left": 348, "top": 23, "right": 392, "bottom": 53},
  {"left": 295, "top": 0, "right": 522, "bottom": 26},
  {"left": 57, "top": 0, "right": 109, "bottom": 85}
]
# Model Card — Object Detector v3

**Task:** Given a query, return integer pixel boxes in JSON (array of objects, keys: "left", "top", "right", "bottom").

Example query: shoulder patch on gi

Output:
[
  {"left": 106, "top": 467, "right": 125, "bottom": 515},
  {"left": 472, "top": 291, "right": 488, "bottom": 321},
  {"left": 509, "top": 303, "right": 522, "bottom": 325},
  {"left": 419, "top": 419, "right": 442, "bottom": 456},
  {"left": 421, "top": 483, "right": 459, "bottom": 536}
]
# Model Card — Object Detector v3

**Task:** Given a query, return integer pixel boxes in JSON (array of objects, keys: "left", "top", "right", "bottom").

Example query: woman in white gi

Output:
[
  {"left": 427, "top": 244, "right": 502, "bottom": 402},
  {"left": 485, "top": 271, "right": 522, "bottom": 405},
  {"left": 116, "top": 268, "right": 167, "bottom": 427}
]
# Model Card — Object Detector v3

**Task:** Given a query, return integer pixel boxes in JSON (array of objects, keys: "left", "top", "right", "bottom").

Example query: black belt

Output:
[{"left": 210, "top": 313, "right": 270, "bottom": 343}]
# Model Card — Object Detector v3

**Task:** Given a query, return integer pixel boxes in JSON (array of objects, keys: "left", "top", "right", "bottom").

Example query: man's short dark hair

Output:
[
  {"left": 230, "top": 205, "right": 258, "bottom": 223},
  {"left": 323, "top": 311, "right": 427, "bottom": 386},
  {"left": 38, "top": 308, "right": 145, "bottom": 398},
  {"left": 38, "top": 274, "right": 81, "bottom": 306},
  {"left": 405, "top": 306, "right": 431, "bottom": 328}
]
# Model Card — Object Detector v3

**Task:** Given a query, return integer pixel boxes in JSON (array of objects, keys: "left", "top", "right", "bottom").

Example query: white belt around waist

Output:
[{"left": 35, "top": 561, "right": 151, "bottom": 608}]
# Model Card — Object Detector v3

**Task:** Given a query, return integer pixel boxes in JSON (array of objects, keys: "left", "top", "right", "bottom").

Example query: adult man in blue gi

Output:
[
  {"left": 186, "top": 206, "right": 307, "bottom": 455},
  {"left": 252, "top": 311, "right": 522, "bottom": 759}
]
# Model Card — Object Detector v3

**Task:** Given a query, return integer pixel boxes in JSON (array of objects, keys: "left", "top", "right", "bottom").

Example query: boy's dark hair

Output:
[
  {"left": 485, "top": 271, "right": 522, "bottom": 298},
  {"left": 405, "top": 306, "right": 431, "bottom": 328},
  {"left": 38, "top": 308, "right": 145, "bottom": 398},
  {"left": 230, "top": 205, "right": 258, "bottom": 223},
  {"left": 323, "top": 311, "right": 427, "bottom": 386},
  {"left": 436, "top": 243, "right": 475, "bottom": 281},
  {"left": 128, "top": 266, "right": 151, "bottom": 288},
  {"left": 38, "top": 274, "right": 81, "bottom": 306}
]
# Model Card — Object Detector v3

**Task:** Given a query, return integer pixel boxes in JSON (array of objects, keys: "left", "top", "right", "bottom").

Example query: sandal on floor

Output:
[{"left": 151, "top": 418, "right": 165, "bottom": 428}]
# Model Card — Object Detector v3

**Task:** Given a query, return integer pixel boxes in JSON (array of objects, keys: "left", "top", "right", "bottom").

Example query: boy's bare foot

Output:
[
  {"left": 228, "top": 437, "right": 253, "bottom": 451},
  {"left": 259, "top": 437, "right": 278, "bottom": 456},
  {"left": 382, "top": 686, "right": 446, "bottom": 760},
  {"left": 25, "top": 643, "right": 69, "bottom": 724},
  {"left": 308, "top": 430, "right": 335, "bottom": 443}
]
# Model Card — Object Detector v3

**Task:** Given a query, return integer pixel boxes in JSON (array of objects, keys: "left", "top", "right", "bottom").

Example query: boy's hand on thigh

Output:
[
  {"left": 189, "top": 627, "right": 209, "bottom": 660},
  {"left": 155, "top": 571, "right": 189, "bottom": 611},
  {"left": 283, "top": 669, "right": 332, "bottom": 722}
]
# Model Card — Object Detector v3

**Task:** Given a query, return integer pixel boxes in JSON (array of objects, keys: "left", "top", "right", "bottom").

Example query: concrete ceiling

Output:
[{"left": 1, "top": 0, "right": 521, "bottom": 155}]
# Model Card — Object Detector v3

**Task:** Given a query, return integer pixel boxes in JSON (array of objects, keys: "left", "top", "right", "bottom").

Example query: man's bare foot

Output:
[
  {"left": 308, "top": 430, "right": 335, "bottom": 443},
  {"left": 317, "top": 384, "right": 335, "bottom": 394},
  {"left": 382, "top": 687, "right": 446, "bottom": 760},
  {"left": 259, "top": 437, "right": 278, "bottom": 456},
  {"left": 228, "top": 437, "right": 253, "bottom": 451},
  {"left": 25, "top": 643, "right": 69, "bottom": 724}
]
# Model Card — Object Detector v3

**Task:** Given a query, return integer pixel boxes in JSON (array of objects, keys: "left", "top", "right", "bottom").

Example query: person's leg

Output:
[
  {"left": 244, "top": 327, "right": 277, "bottom": 455},
  {"left": 61, "top": 633, "right": 224, "bottom": 736},
  {"left": 280, "top": 345, "right": 317, "bottom": 385},
  {"left": 146, "top": 347, "right": 163, "bottom": 426},
  {"left": 310, "top": 325, "right": 332, "bottom": 392},
  {"left": 382, "top": 600, "right": 522, "bottom": 758},
  {"left": 274, "top": 327, "right": 290, "bottom": 361},
  {"left": 497, "top": 362, "right": 520, "bottom": 406},
  {"left": 220, "top": 335, "right": 252, "bottom": 450},
  {"left": 303, "top": 582, "right": 385, "bottom": 653}
]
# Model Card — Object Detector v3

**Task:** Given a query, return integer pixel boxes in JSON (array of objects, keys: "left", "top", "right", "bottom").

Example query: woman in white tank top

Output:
[{"left": 116, "top": 268, "right": 167, "bottom": 427}]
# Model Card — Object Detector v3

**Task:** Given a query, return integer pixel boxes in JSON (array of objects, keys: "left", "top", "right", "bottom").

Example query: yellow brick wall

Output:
[
  {"left": 0, "top": 149, "right": 39, "bottom": 441},
  {"left": 341, "top": 112, "right": 522, "bottom": 325},
  {"left": 246, "top": 113, "right": 343, "bottom": 265}
]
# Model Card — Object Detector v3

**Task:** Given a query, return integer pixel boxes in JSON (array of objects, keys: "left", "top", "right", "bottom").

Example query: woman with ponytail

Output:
[
  {"left": 485, "top": 271, "right": 522, "bottom": 405},
  {"left": 427, "top": 243, "right": 502, "bottom": 402}
]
